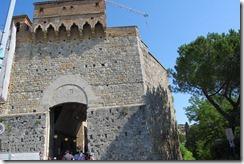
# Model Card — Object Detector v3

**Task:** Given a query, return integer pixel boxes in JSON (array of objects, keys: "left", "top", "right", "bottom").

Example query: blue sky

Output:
[{"left": 0, "top": 0, "right": 240, "bottom": 124}]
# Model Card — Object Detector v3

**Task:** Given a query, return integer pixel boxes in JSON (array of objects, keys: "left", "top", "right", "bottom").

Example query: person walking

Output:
[
  {"left": 62, "top": 150, "right": 74, "bottom": 160},
  {"left": 74, "top": 150, "right": 86, "bottom": 160}
]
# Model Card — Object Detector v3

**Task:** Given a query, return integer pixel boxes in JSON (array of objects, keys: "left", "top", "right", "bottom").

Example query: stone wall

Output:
[
  {"left": 0, "top": 9, "right": 182, "bottom": 159},
  {"left": 144, "top": 86, "right": 182, "bottom": 160},
  {"left": 0, "top": 27, "right": 145, "bottom": 116},
  {"left": 88, "top": 104, "right": 170, "bottom": 160},
  {"left": 87, "top": 96, "right": 181, "bottom": 160},
  {"left": 87, "top": 105, "right": 152, "bottom": 160},
  {"left": 139, "top": 41, "right": 168, "bottom": 90},
  {"left": 139, "top": 39, "right": 182, "bottom": 160},
  {"left": 0, "top": 113, "right": 46, "bottom": 157},
  {"left": 140, "top": 41, "right": 178, "bottom": 137}
]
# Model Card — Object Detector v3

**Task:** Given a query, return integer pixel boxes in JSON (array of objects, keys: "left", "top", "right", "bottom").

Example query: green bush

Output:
[{"left": 180, "top": 143, "right": 195, "bottom": 160}]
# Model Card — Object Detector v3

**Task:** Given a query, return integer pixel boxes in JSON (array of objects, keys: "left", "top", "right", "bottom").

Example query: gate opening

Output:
[{"left": 49, "top": 102, "right": 88, "bottom": 160}]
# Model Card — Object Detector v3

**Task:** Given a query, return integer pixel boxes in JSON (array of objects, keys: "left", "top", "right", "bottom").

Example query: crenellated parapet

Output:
[
  {"left": 33, "top": 18, "right": 105, "bottom": 32},
  {"left": 14, "top": 0, "right": 106, "bottom": 43},
  {"left": 32, "top": 0, "right": 106, "bottom": 42},
  {"left": 33, "top": 21, "right": 105, "bottom": 43}
]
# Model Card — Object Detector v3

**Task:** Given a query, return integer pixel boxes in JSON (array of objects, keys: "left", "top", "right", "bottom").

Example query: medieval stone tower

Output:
[{"left": 0, "top": 0, "right": 182, "bottom": 160}]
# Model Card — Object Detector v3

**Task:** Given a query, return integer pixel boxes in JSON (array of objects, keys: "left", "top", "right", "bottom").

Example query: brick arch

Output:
[
  {"left": 81, "top": 20, "right": 90, "bottom": 30},
  {"left": 70, "top": 22, "right": 79, "bottom": 29},
  {"left": 34, "top": 24, "right": 44, "bottom": 33},
  {"left": 64, "top": 21, "right": 77, "bottom": 31},
  {"left": 45, "top": 23, "right": 57, "bottom": 32},
  {"left": 41, "top": 75, "right": 98, "bottom": 110},
  {"left": 82, "top": 22, "right": 92, "bottom": 39},
  {"left": 57, "top": 23, "right": 68, "bottom": 30},
  {"left": 35, "top": 25, "right": 44, "bottom": 41},
  {"left": 90, "top": 19, "right": 104, "bottom": 29},
  {"left": 46, "top": 24, "right": 56, "bottom": 41},
  {"left": 70, "top": 23, "right": 80, "bottom": 39},
  {"left": 94, "top": 21, "right": 105, "bottom": 37},
  {"left": 58, "top": 23, "right": 67, "bottom": 40}
]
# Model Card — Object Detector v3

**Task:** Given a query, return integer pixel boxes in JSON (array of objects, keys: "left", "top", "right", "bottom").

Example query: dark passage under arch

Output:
[{"left": 49, "top": 102, "right": 88, "bottom": 160}]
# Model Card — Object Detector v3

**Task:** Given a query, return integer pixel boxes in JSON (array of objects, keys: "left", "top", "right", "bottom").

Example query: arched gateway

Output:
[
  {"left": 49, "top": 102, "right": 88, "bottom": 159},
  {"left": 41, "top": 75, "right": 97, "bottom": 159}
]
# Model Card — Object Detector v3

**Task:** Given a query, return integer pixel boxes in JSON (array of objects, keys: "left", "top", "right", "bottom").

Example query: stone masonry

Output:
[{"left": 0, "top": 0, "right": 182, "bottom": 160}]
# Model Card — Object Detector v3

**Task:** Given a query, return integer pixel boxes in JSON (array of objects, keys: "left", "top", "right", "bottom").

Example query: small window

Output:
[
  {"left": 63, "top": 7, "right": 66, "bottom": 10},
  {"left": 95, "top": 2, "right": 99, "bottom": 7},
  {"left": 70, "top": 6, "right": 74, "bottom": 9}
]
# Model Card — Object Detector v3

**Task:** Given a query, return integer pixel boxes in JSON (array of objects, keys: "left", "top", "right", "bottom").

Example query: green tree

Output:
[
  {"left": 180, "top": 143, "right": 195, "bottom": 160},
  {"left": 184, "top": 97, "right": 239, "bottom": 160},
  {"left": 171, "top": 30, "right": 240, "bottom": 132}
]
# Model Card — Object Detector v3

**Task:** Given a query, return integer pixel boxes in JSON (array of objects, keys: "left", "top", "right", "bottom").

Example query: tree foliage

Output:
[
  {"left": 171, "top": 30, "right": 240, "bottom": 131},
  {"left": 180, "top": 143, "right": 195, "bottom": 160},
  {"left": 184, "top": 97, "right": 240, "bottom": 160},
  {"left": 178, "top": 133, "right": 186, "bottom": 144}
]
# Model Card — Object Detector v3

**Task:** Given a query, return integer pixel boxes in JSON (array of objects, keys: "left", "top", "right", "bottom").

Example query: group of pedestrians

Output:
[
  {"left": 48, "top": 149, "right": 95, "bottom": 160},
  {"left": 61, "top": 150, "right": 95, "bottom": 160}
]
